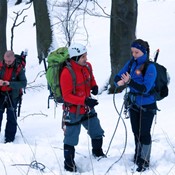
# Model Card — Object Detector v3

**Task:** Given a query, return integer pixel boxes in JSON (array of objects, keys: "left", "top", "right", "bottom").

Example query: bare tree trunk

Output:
[
  {"left": 33, "top": 0, "right": 52, "bottom": 63},
  {"left": 0, "top": 0, "right": 7, "bottom": 60},
  {"left": 108, "top": 0, "right": 137, "bottom": 93}
]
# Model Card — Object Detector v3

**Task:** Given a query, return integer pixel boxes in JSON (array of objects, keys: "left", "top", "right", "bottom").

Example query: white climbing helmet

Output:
[{"left": 68, "top": 43, "right": 87, "bottom": 58}]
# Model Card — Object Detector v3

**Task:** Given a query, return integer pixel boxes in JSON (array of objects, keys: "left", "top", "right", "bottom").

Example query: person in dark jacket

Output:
[
  {"left": 60, "top": 43, "right": 105, "bottom": 172},
  {"left": 114, "top": 39, "right": 157, "bottom": 172},
  {"left": 0, "top": 50, "right": 27, "bottom": 143}
]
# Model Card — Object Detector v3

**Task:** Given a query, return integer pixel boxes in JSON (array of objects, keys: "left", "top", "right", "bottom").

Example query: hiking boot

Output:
[
  {"left": 64, "top": 144, "right": 77, "bottom": 172},
  {"left": 4, "top": 138, "right": 14, "bottom": 144},
  {"left": 92, "top": 148, "right": 107, "bottom": 158},
  {"left": 136, "top": 143, "right": 151, "bottom": 172},
  {"left": 136, "top": 158, "right": 149, "bottom": 172},
  {"left": 91, "top": 138, "right": 106, "bottom": 157},
  {"left": 64, "top": 160, "right": 77, "bottom": 172}
]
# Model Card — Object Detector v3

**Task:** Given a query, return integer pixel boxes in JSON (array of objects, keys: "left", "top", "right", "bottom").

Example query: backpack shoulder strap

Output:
[
  {"left": 15, "top": 63, "right": 23, "bottom": 75},
  {"left": 85, "top": 63, "right": 92, "bottom": 79},
  {"left": 142, "top": 61, "right": 152, "bottom": 76},
  {"left": 65, "top": 61, "right": 76, "bottom": 94},
  {"left": 85, "top": 63, "right": 91, "bottom": 72},
  {"left": 12, "top": 61, "right": 23, "bottom": 78},
  {"left": 64, "top": 62, "right": 92, "bottom": 95}
]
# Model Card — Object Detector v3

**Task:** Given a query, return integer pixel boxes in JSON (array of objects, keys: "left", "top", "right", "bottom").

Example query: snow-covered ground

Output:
[{"left": 0, "top": 0, "right": 175, "bottom": 174}]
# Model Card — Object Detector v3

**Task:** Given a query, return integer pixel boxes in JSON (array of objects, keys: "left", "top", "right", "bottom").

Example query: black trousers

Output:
[
  {"left": 0, "top": 92, "right": 18, "bottom": 141},
  {"left": 129, "top": 104, "right": 156, "bottom": 145}
]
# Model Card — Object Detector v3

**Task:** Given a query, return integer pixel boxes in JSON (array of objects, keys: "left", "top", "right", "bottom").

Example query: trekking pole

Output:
[
  {"left": 43, "top": 56, "right": 48, "bottom": 72},
  {"left": 43, "top": 56, "right": 55, "bottom": 108},
  {"left": 43, "top": 56, "right": 51, "bottom": 108},
  {"left": 17, "top": 95, "right": 22, "bottom": 117},
  {"left": 154, "top": 49, "right": 159, "bottom": 63},
  {"left": 16, "top": 49, "right": 27, "bottom": 117}
]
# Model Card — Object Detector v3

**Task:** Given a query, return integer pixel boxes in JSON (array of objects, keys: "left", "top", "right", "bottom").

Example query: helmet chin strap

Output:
[{"left": 75, "top": 56, "right": 78, "bottom": 62}]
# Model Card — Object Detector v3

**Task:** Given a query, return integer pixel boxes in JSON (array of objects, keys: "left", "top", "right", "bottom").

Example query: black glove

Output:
[
  {"left": 91, "top": 85, "right": 98, "bottom": 95},
  {"left": 115, "top": 84, "right": 127, "bottom": 93},
  {"left": 85, "top": 97, "right": 98, "bottom": 108}
]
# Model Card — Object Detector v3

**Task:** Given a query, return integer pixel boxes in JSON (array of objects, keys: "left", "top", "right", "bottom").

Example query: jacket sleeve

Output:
[
  {"left": 128, "top": 79, "right": 146, "bottom": 93},
  {"left": 129, "top": 63, "right": 157, "bottom": 94},
  {"left": 9, "top": 67, "right": 27, "bottom": 89},
  {"left": 60, "top": 68, "right": 86, "bottom": 106}
]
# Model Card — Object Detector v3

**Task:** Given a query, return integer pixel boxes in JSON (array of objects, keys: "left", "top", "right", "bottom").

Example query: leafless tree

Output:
[
  {"left": 50, "top": 0, "right": 110, "bottom": 46},
  {"left": 10, "top": 4, "right": 31, "bottom": 50}
]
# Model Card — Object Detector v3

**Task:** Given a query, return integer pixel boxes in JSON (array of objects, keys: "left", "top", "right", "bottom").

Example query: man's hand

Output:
[
  {"left": 0, "top": 80, "right": 9, "bottom": 86},
  {"left": 91, "top": 85, "right": 98, "bottom": 95},
  {"left": 2, "top": 81, "right": 9, "bottom": 86},
  {"left": 85, "top": 97, "right": 98, "bottom": 108}
]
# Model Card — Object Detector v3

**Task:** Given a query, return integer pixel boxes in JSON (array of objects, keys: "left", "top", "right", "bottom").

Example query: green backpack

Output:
[{"left": 46, "top": 47, "right": 76, "bottom": 104}]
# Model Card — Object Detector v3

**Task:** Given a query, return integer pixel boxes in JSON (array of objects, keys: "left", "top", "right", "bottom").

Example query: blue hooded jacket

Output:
[{"left": 114, "top": 54, "right": 157, "bottom": 106}]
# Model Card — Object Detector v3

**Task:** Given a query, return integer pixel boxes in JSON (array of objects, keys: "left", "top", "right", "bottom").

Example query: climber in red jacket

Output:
[{"left": 60, "top": 43, "right": 105, "bottom": 172}]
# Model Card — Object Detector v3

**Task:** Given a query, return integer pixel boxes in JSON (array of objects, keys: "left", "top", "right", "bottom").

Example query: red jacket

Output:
[
  {"left": 0, "top": 65, "right": 13, "bottom": 92},
  {"left": 60, "top": 60, "right": 97, "bottom": 114}
]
